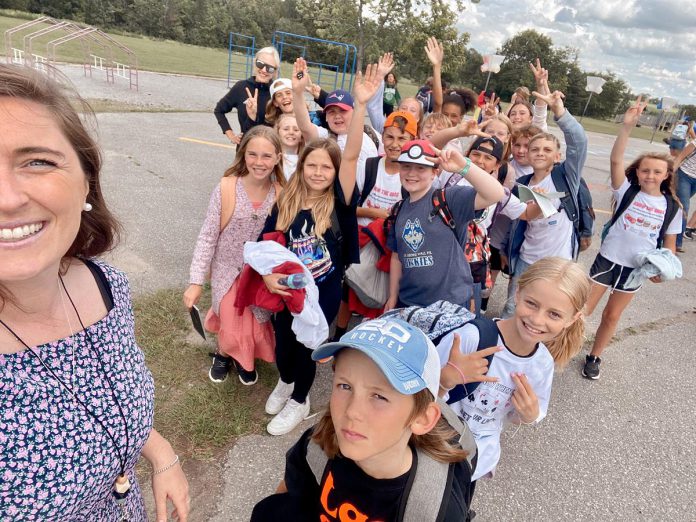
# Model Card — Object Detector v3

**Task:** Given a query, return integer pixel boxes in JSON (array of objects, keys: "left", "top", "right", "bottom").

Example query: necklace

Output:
[{"left": 0, "top": 274, "right": 132, "bottom": 521}]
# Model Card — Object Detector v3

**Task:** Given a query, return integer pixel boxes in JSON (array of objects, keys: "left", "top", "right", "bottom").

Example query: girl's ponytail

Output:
[
  {"left": 546, "top": 315, "right": 586, "bottom": 368},
  {"left": 517, "top": 257, "right": 591, "bottom": 369}
]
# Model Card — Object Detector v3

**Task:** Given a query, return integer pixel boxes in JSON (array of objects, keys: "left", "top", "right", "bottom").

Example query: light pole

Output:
[
  {"left": 580, "top": 76, "right": 606, "bottom": 122},
  {"left": 481, "top": 54, "right": 504, "bottom": 92}
]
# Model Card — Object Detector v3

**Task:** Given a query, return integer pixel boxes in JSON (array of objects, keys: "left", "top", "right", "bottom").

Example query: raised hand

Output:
[
  {"left": 456, "top": 119, "right": 491, "bottom": 139},
  {"left": 532, "top": 90, "right": 565, "bottom": 117},
  {"left": 376, "top": 52, "right": 395, "bottom": 78},
  {"left": 622, "top": 95, "right": 647, "bottom": 127},
  {"left": 529, "top": 58, "right": 548, "bottom": 86},
  {"left": 244, "top": 86, "right": 259, "bottom": 121},
  {"left": 510, "top": 372, "right": 540, "bottom": 423},
  {"left": 424, "top": 36, "right": 444, "bottom": 67},
  {"left": 291, "top": 57, "right": 311, "bottom": 93},
  {"left": 482, "top": 93, "right": 500, "bottom": 120},
  {"left": 305, "top": 80, "right": 321, "bottom": 100},
  {"left": 352, "top": 63, "right": 382, "bottom": 105},
  {"left": 433, "top": 146, "right": 469, "bottom": 174}
]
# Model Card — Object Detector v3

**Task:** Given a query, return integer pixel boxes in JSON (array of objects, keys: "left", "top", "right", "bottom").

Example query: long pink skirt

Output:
[{"left": 204, "top": 279, "right": 275, "bottom": 371}]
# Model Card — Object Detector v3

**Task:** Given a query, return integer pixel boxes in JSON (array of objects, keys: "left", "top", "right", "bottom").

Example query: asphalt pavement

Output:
[{"left": 83, "top": 70, "right": 696, "bottom": 521}]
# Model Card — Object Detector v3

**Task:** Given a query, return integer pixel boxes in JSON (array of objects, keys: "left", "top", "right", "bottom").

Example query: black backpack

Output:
[{"left": 601, "top": 184, "right": 679, "bottom": 248}]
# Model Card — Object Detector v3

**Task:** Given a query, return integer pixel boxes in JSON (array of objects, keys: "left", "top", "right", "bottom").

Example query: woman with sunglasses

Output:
[{"left": 214, "top": 46, "right": 280, "bottom": 144}]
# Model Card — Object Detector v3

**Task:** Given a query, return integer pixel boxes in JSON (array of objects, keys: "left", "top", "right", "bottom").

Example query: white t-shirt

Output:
[
  {"left": 436, "top": 323, "right": 553, "bottom": 481},
  {"left": 316, "top": 125, "right": 379, "bottom": 186},
  {"left": 519, "top": 175, "right": 574, "bottom": 264},
  {"left": 476, "top": 193, "right": 528, "bottom": 231},
  {"left": 600, "top": 180, "right": 682, "bottom": 268},
  {"left": 282, "top": 153, "right": 298, "bottom": 181},
  {"left": 510, "top": 158, "right": 533, "bottom": 179},
  {"left": 356, "top": 157, "right": 403, "bottom": 226}
]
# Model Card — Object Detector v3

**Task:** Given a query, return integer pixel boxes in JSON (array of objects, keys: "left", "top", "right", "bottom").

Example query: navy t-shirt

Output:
[{"left": 387, "top": 186, "right": 476, "bottom": 307}]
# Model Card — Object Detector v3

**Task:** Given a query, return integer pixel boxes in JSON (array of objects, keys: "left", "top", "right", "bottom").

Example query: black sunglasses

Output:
[{"left": 255, "top": 60, "right": 277, "bottom": 74}]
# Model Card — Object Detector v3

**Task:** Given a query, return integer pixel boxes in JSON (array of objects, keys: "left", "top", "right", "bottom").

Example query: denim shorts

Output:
[
  {"left": 589, "top": 254, "right": 641, "bottom": 293},
  {"left": 669, "top": 138, "right": 687, "bottom": 151}
]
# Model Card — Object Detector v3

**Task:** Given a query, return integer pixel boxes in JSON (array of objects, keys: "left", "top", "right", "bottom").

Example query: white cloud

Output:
[{"left": 456, "top": 0, "right": 696, "bottom": 104}]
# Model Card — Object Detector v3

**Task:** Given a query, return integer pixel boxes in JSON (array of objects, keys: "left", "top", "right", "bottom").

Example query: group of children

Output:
[{"left": 189, "top": 41, "right": 683, "bottom": 519}]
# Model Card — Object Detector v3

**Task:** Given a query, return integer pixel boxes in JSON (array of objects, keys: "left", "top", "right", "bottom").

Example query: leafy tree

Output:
[{"left": 680, "top": 104, "right": 696, "bottom": 120}]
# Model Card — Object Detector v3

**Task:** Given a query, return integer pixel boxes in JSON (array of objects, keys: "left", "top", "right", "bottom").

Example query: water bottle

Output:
[{"left": 278, "top": 273, "right": 308, "bottom": 289}]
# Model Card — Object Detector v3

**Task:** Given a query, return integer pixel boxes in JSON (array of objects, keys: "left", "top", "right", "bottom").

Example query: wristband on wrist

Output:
[
  {"left": 446, "top": 361, "right": 468, "bottom": 385},
  {"left": 459, "top": 157, "right": 472, "bottom": 178}
]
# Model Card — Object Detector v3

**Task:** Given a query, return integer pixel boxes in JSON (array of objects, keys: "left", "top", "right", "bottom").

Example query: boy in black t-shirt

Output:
[{"left": 251, "top": 318, "right": 475, "bottom": 521}]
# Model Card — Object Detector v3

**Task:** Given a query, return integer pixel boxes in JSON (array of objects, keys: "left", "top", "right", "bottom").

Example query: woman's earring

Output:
[{"left": 83, "top": 202, "right": 93, "bottom": 212}]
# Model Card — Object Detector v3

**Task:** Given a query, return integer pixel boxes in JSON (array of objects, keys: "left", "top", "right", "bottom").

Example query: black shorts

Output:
[
  {"left": 589, "top": 254, "right": 641, "bottom": 293},
  {"left": 489, "top": 245, "right": 510, "bottom": 275}
]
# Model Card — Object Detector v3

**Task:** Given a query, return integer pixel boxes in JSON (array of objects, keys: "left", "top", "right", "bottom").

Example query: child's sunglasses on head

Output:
[{"left": 256, "top": 60, "right": 277, "bottom": 73}]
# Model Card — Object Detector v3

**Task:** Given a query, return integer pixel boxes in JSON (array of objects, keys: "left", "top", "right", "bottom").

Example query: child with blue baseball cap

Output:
[{"left": 251, "top": 318, "right": 476, "bottom": 521}]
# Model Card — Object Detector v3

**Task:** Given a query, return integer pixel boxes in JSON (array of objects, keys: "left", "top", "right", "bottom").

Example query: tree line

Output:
[{"left": 1, "top": 0, "right": 667, "bottom": 119}]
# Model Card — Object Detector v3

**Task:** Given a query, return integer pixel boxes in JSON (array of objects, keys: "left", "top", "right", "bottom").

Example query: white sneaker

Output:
[
  {"left": 264, "top": 379, "right": 295, "bottom": 415},
  {"left": 267, "top": 399, "right": 311, "bottom": 436}
]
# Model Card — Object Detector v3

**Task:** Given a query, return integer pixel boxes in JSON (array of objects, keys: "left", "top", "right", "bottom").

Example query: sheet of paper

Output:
[{"left": 517, "top": 185, "right": 566, "bottom": 218}]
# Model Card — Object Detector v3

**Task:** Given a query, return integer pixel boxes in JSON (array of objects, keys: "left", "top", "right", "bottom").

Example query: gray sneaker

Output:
[{"left": 582, "top": 355, "right": 601, "bottom": 380}]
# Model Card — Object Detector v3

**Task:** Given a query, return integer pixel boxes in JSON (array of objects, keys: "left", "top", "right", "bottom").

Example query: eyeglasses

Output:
[{"left": 255, "top": 60, "right": 277, "bottom": 74}]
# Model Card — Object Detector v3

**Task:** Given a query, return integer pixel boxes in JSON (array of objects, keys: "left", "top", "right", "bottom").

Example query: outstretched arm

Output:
[
  {"left": 338, "top": 63, "right": 381, "bottom": 202},
  {"left": 291, "top": 58, "right": 319, "bottom": 142},
  {"left": 610, "top": 96, "right": 647, "bottom": 189},
  {"left": 425, "top": 37, "right": 444, "bottom": 113},
  {"left": 674, "top": 141, "right": 696, "bottom": 172},
  {"left": 367, "top": 52, "right": 394, "bottom": 133},
  {"left": 533, "top": 90, "right": 587, "bottom": 192},
  {"left": 436, "top": 147, "right": 505, "bottom": 209},
  {"left": 429, "top": 119, "right": 489, "bottom": 149},
  {"left": 530, "top": 59, "right": 550, "bottom": 131}
]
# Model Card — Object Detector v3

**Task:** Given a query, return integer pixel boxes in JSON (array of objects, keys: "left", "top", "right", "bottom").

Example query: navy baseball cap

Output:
[
  {"left": 313, "top": 318, "right": 441, "bottom": 398},
  {"left": 325, "top": 89, "right": 354, "bottom": 111},
  {"left": 470, "top": 136, "right": 504, "bottom": 162}
]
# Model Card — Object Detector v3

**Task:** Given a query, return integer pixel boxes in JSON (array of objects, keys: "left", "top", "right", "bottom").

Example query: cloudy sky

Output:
[{"left": 458, "top": 0, "right": 696, "bottom": 105}]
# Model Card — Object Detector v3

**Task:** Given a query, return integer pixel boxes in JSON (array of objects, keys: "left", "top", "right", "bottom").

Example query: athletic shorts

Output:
[
  {"left": 489, "top": 245, "right": 510, "bottom": 274},
  {"left": 589, "top": 254, "right": 641, "bottom": 293}
]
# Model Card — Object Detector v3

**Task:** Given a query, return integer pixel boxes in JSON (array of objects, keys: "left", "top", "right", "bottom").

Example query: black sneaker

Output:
[
  {"left": 582, "top": 355, "right": 601, "bottom": 380},
  {"left": 685, "top": 227, "right": 695, "bottom": 240},
  {"left": 208, "top": 353, "right": 232, "bottom": 383},
  {"left": 233, "top": 359, "right": 258, "bottom": 386}
]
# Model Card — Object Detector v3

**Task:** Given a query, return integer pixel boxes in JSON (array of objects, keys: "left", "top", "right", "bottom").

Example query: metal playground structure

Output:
[
  {"left": 4, "top": 16, "right": 139, "bottom": 90},
  {"left": 227, "top": 30, "right": 357, "bottom": 92}
]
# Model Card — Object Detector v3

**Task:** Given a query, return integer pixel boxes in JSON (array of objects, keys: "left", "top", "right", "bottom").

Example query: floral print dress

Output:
[{"left": 0, "top": 261, "right": 154, "bottom": 521}]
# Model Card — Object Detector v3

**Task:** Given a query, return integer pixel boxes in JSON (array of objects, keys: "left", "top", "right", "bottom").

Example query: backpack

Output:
[
  {"left": 220, "top": 176, "right": 282, "bottom": 231},
  {"left": 600, "top": 184, "right": 679, "bottom": 248},
  {"left": 514, "top": 167, "right": 595, "bottom": 260},
  {"left": 305, "top": 401, "right": 475, "bottom": 522},
  {"left": 672, "top": 123, "right": 688, "bottom": 141},
  {"left": 382, "top": 301, "right": 499, "bottom": 402}
]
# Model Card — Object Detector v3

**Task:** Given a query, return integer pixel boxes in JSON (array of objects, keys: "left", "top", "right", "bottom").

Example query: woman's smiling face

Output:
[{"left": 0, "top": 97, "right": 88, "bottom": 283}]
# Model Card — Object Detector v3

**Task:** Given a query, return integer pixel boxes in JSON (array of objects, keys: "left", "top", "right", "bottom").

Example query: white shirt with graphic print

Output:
[
  {"left": 356, "top": 157, "right": 403, "bottom": 226},
  {"left": 600, "top": 180, "right": 682, "bottom": 268},
  {"left": 519, "top": 174, "right": 574, "bottom": 264},
  {"left": 436, "top": 323, "right": 553, "bottom": 481}
]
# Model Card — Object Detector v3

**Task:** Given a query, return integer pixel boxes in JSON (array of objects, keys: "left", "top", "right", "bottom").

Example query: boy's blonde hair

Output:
[
  {"left": 517, "top": 257, "right": 590, "bottom": 368},
  {"left": 275, "top": 138, "right": 340, "bottom": 237},
  {"left": 312, "top": 353, "right": 469, "bottom": 464},
  {"left": 421, "top": 112, "right": 452, "bottom": 136}
]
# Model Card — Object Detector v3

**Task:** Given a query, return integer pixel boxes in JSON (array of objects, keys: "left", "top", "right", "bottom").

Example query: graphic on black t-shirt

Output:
[{"left": 288, "top": 218, "right": 333, "bottom": 280}]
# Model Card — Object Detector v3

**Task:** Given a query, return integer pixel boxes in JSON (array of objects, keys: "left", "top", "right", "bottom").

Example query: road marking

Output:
[{"left": 178, "top": 137, "right": 235, "bottom": 149}]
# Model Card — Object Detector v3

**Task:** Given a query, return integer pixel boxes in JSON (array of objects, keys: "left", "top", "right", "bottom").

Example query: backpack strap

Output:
[
  {"left": 606, "top": 184, "right": 642, "bottom": 234},
  {"left": 219, "top": 176, "right": 238, "bottom": 231},
  {"left": 358, "top": 156, "right": 381, "bottom": 207},
  {"left": 306, "top": 439, "right": 329, "bottom": 484},
  {"left": 429, "top": 188, "right": 456, "bottom": 229},
  {"left": 330, "top": 208, "right": 342, "bottom": 243},
  {"left": 402, "top": 449, "right": 453, "bottom": 522},
  {"left": 550, "top": 165, "right": 578, "bottom": 226},
  {"left": 657, "top": 195, "right": 679, "bottom": 248},
  {"left": 446, "top": 317, "right": 499, "bottom": 405},
  {"left": 384, "top": 198, "right": 406, "bottom": 236}
]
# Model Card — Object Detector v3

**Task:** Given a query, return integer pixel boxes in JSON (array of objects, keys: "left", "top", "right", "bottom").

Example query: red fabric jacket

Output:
[{"left": 234, "top": 231, "right": 307, "bottom": 314}]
